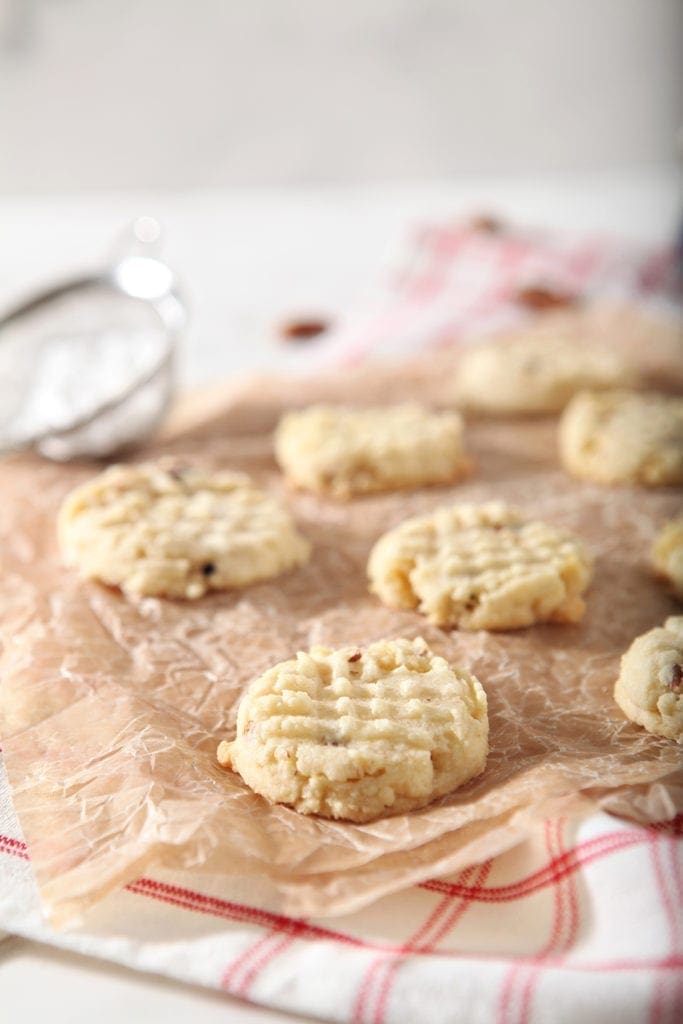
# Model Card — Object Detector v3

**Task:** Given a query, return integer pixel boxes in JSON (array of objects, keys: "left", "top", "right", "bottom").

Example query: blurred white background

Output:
[
  {"left": 0, "top": 0, "right": 681, "bottom": 387},
  {"left": 0, "top": 0, "right": 681, "bottom": 190}
]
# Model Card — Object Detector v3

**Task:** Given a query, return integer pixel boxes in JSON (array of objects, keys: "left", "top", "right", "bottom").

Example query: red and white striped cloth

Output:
[
  {"left": 309, "top": 218, "right": 680, "bottom": 366},
  {"left": 1, "top": 220, "right": 681, "bottom": 1023}
]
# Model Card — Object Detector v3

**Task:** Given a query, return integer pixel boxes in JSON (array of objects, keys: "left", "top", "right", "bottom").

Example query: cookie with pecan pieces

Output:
[
  {"left": 58, "top": 462, "right": 310, "bottom": 599},
  {"left": 217, "top": 638, "right": 488, "bottom": 822},
  {"left": 368, "top": 502, "right": 593, "bottom": 630},
  {"left": 614, "top": 617, "right": 683, "bottom": 743},
  {"left": 559, "top": 390, "right": 683, "bottom": 487},
  {"left": 274, "top": 404, "right": 470, "bottom": 498}
]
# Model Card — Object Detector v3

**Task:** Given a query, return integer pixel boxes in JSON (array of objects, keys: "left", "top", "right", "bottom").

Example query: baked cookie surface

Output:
[
  {"left": 274, "top": 403, "right": 469, "bottom": 498},
  {"left": 455, "top": 332, "right": 635, "bottom": 415},
  {"left": 559, "top": 390, "right": 683, "bottom": 487},
  {"left": 217, "top": 637, "right": 488, "bottom": 822},
  {"left": 652, "top": 517, "right": 683, "bottom": 599},
  {"left": 368, "top": 502, "right": 593, "bottom": 630},
  {"left": 58, "top": 462, "right": 310, "bottom": 599},
  {"left": 614, "top": 616, "right": 683, "bottom": 743}
]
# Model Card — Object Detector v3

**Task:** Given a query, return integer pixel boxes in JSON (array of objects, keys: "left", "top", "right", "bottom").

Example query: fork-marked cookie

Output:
[{"left": 217, "top": 637, "right": 488, "bottom": 822}]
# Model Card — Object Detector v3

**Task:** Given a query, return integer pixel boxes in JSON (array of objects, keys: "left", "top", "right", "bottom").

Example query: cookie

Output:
[
  {"left": 652, "top": 517, "right": 683, "bottom": 599},
  {"left": 217, "top": 637, "right": 488, "bottom": 822},
  {"left": 455, "top": 331, "right": 636, "bottom": 415},
  {"left": 58, "top": 462, "right": 310, "bottom": 599},
  {"left": 614, "top": 616, "right": 683, "bottom": 743},
  {"left": 368, "top": 502, "right": 592, "bottom": 630},
  {"left": 559, "top": 390, "right": 683, "bottom": 486},
  {"left": 274, "top": 404, "right": 470, "bottom": 498}
]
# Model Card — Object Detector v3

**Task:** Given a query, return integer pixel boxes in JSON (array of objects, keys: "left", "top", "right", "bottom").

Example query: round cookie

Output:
[
  {"left": 274, "top": 403, "right": 470, "bottom": 498},
  {"left": 559, "top": 390, "right": 683, "bottom": 487},
  {"left": 455, "top": 332, "right": 636, "bottom": 415},
  {"left": 614, "top": 616, "right": 683, "bottom": 743},
  {"left": 368, "top": 502, "right": 593, "bottom": 630},
  {"left": 652, "top": 516, "right": 683, "bottom": 599},
  {"left": 58, "top": 462, "right": 310, "bottom": 599},
  {"left": 217, "top": 637, "right": 488, "bottom": 822}
]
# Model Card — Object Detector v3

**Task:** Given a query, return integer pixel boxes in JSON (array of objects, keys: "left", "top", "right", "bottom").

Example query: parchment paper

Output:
[{"left": 1, "top": 353, "right": 682, "bottom": 926}]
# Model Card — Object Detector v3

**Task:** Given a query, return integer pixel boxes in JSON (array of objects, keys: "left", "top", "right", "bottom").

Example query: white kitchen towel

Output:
[
  {"left": 1, "top": 218, "right": 681, "bottom": 1023},
  {"left": 1, "top": 757, "right": 681, "bottom": 1024}
]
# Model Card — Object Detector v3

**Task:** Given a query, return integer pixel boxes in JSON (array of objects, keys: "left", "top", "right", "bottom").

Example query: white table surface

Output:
[{"left": 0, "top": 169, "right": 680, "bottom": 1023}]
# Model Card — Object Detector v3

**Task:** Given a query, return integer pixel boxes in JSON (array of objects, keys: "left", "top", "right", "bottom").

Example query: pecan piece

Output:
[
  {"left": 515, "top": 285, "right": 578, "bottom": 311},
  {"left": 279, "top": 317, "right": 330, "bottom": 342},
  {"left": 468, "top": 214, "right": 504, "bottom": 234}
]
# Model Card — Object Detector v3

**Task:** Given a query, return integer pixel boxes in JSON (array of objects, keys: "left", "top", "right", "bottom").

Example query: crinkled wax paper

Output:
[{"left": 1, "top": 339, "right": 682, "bottom": 926}]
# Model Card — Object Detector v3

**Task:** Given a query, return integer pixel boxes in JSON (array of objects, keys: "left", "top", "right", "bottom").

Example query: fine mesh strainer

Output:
[{"left": 0, "top": 217, "right": 186, "bottom": 461}]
